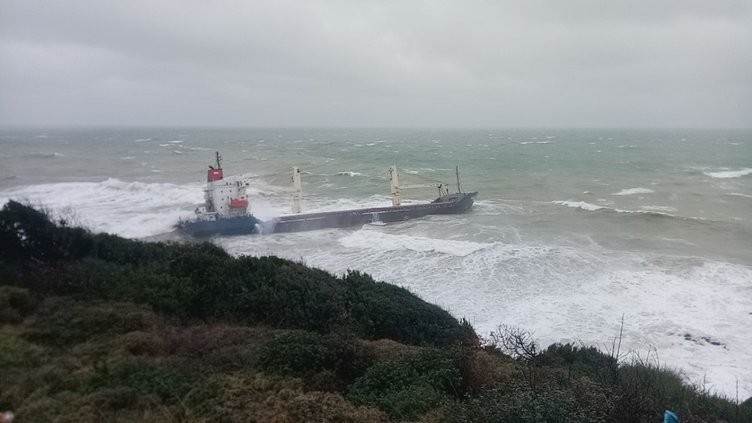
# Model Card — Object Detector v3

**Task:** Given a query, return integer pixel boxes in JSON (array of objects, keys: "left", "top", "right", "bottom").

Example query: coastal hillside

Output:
[{"left": 1, "top": 200, "right": 749, "bottom": 422}]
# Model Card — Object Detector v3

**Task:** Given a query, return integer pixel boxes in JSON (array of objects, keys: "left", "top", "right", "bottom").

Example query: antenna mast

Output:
[{"left": 455, "top": 165, "right": 462, "bottom": 193}]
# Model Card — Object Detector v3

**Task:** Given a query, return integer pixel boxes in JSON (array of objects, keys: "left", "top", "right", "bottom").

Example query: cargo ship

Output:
[{"left": 177, "top": 152, "right": 477, "bottom": 237}]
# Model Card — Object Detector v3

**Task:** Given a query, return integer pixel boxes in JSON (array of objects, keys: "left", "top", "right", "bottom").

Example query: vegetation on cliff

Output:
[{"left": 0, "top": 200, "right": 749, "bottom": 422}]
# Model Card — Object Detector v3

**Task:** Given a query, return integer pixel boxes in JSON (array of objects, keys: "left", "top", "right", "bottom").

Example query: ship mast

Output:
[
  {"left": 389, "top": 165, "right": 401, "bottom": 206},
  {"left": 291, "top": 166, "right": 303, "bottom": 213},
  {"left": 455, "top": 165, "right": 462, "bottom": 193}
]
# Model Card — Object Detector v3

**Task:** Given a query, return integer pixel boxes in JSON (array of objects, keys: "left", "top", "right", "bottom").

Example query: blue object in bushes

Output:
[{"left": 663, "top": 410, "right": 680, "bottom": 423}]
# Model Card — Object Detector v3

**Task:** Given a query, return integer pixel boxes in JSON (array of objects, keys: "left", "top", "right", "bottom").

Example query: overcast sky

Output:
[{"left": 1, "top": 1, "right": 750, "bottom": 128}]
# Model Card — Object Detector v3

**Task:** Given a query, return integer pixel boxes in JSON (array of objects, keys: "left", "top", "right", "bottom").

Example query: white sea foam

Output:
[
  {"left": 552, "top": 201, "right": 711, "bottom": 223},
  {"left": 704, "top": 168, "right": 752, "bottom": 178},
  {"left": 612, "top": 187, "right": 654, "bottom": 196},
  {"left": 336, "top": 171, "right": 362, "bottom": 177},
  {"left": 339, "top": 228, "right": 491, "bottom": 257},
  {"left": 727, "top": 192, "right": 752, "bottom": 199},
  {"left": 640, "top": 205, "right": 678, "bottom": 213},
  {"left": 0, "top": 179, "right": 204, "bottom": 238},
  {"left": 27, "top": 152, "right": 65, "bottom": 159},
  {"left": 552, "top": 200, "right": 604, "bottom": 211}
]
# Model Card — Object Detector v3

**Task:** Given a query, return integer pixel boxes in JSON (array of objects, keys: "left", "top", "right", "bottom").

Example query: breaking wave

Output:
[
  {"left": 0, "top": 179, "right": 204, "bottom": 238},
  {"left": 552, "top": 200, "right": 709, "bottom": 223},
  {"left": 704, "top": 168, "right": 752, "bottom": 179},
  {"left": 612, "top": 187, "right": 654, "bottom": 196}
]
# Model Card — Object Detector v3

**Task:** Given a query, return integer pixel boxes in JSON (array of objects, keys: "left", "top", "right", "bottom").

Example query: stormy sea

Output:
[{"left": 1, "top": 127, "right": 750, "bottom": 399}]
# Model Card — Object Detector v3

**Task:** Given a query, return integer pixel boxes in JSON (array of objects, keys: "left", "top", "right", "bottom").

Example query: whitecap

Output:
[
  {"left": 336, "top": 171, "right": 362, "bottom": 177},
  {"left": 640, "top": 205, "right": 678, "bottom": 213},
  {"left": 727, "top": 192, "right": 752, "bottom": 199},
  {"left": 552, "top": 201, "right": 604, "bottom": 211},
  {"left": 704, "top": 168, "right": 752, "bottom": 179},
  {"left": 612, "top": 187, "right": 654, "bottom": 196}
]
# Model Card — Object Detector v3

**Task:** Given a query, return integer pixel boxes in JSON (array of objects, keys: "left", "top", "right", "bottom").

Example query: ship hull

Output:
[
  {"left": 178, "top": 215, "right": 263, "bottom": 237},
  {"left": 268, "top": 192, "right": 477, "bottom": 233},
  {"left": 179, "top": 192, "right": 477, "bottom": 237}
]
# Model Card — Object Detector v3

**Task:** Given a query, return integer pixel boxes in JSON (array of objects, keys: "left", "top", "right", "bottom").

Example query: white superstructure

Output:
[{"left": 195, "top": 152, "right": 251, "bottom": 218}]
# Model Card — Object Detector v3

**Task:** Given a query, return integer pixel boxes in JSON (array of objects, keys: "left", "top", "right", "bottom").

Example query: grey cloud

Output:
[{"left": 1, "top": 0, "right": 750, "bottom": 127}]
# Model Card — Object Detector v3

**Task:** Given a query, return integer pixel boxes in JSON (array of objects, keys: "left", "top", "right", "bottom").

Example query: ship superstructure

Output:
[{"left": 179, "top": 152, "right": 263, "bottom": 236}]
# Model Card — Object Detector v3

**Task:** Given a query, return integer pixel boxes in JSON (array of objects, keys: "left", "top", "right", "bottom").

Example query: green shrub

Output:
[
  {"left": 610, "top": 362, "right": 751, "bottom": 423},
  {"left": 204, "top": 371, "right": 388, "bottom": 422},
  {"left": 258, "top": 331, "right": 339, "bottom": 375},
  {"left": 25, "top": 298, "right": 156, "bottom": 347},
  {"left": 0, "top": 285, "right": 37, "bottom": 323},
  {"left": 343, "top": 271, "right": 465, "bottom": 347},
  {"left": 538, "top": 343, "right": 617, "bottom": 381},
  {"left": 347, "top": 348, "right": 461, "bottom": 419},
  {"left": 0, "top": 331, "right": 45, "bottom": 372},
  {"left": 87, "top": 358, "right": 199, "bottom": 404},
  {"left": 447, "top": 383, "right": 600, "bottom": 423},
  {"left": 226, "top": 256, "right": 350, "bottom": 332},
  {"left": 257, "top": 331, "right": 374, "bottom": 390},
  {"left": 0, "top": 200, "right": 93, "bottom": 264}
]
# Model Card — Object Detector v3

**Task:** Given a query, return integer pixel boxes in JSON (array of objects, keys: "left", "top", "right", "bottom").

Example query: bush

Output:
[
  {"left": 538, "top": 343, "right": 617, "bottom": 381},
  {"left": 0, "top": 200, "right": 93, "bottom": 264},
  {"left": 257, "top": 331, "right": 374, "bottom": 390},
  {"left": 0, "top": 285, "right": 37, "bottom": 324},
  {"left": 346, "top": 348, "right": 461, "bottom": 419},
  {"left": 0, "top": 331, "right": 45, "bottom": 373},
  {"left": 609, "top": 362, "right": 752, "bottom": 423},
  {"left": 343, "top": 271, "right": 465, "bottom": 347},
  {"left": 226, "top": 256, "right": 350, "bottom": 332},
  {"left": 24, "top": 298, "right": 157, "bottom": 347},
  {"left": 205, "top": 371, "right": 387, "bottom": 422},
  {"left": 87, "top": 357, "right": 200, "bottom": 404},
  {"left": 447, "top": 383, "right": 600, "bottom": 423}
]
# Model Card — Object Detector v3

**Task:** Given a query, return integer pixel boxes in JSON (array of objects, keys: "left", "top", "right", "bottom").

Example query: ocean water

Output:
[{"left": 1, "top": 127, "right": 751, "bottom": 398}]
